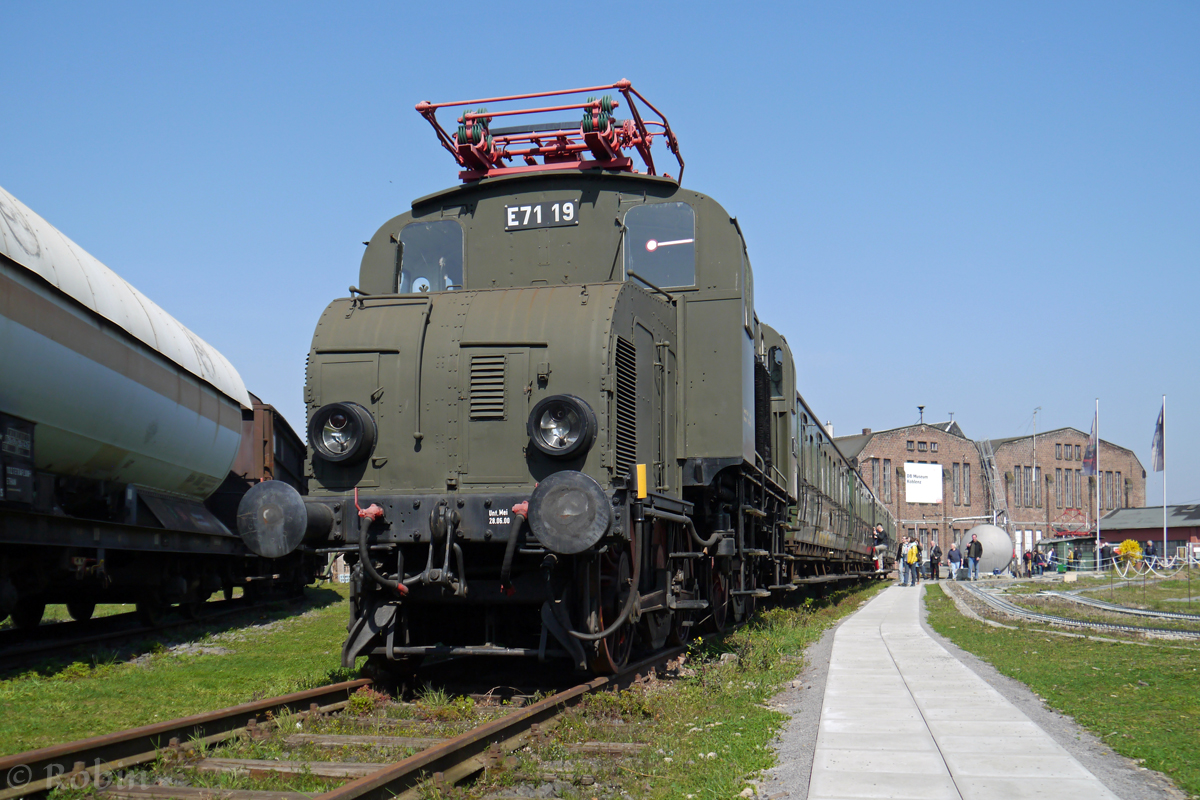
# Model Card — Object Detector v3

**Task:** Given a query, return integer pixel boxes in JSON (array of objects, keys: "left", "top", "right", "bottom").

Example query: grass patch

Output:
[
  {"left": 1079, "top": 570, "right": 1200, "bottom": 612},
  {"left": 926, "top": 583, "right": 1200, "bottom": 798},
  {"left": 0, "top": 584, "right": 356, "bottom": 755}
]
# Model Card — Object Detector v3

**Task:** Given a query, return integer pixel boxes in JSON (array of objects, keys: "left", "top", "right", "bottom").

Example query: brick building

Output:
[
  {"left": 989, "top": 428, "right": 1145, "bottom": 555},
  {"left": 835, "top": 422, "right": 1146, "bottom": 558}
]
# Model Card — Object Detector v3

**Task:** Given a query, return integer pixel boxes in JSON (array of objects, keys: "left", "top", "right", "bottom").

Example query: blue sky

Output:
[{"left": 4, "top": 2, "right": 1196, "bottom": 503}]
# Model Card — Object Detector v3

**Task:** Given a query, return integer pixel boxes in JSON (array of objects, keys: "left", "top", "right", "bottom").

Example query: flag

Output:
[
  {"left": 1151, "top": 403, "right": 1164, "bottom": 472},
  {"left": 1081, "top": 411, "right": 1098, "bottom": 476}
]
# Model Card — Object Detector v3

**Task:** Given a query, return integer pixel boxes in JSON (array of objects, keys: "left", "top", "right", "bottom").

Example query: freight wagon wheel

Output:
[
  {"left": 590, "top": 549, "right": 633, "bottom": 674},
  {"left": 66, "top": 601, "right": 96, "bottom": 622},
  {"left": 10, "top": 599, "right": 45, "bottom": 630},
  {"left": 136, "top": 595, "right": 167, "bottom": 627}
]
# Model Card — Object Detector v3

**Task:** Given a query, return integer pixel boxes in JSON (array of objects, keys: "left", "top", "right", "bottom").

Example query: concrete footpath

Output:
[{"left": 806, "top": 585, "right": 1120, "bottom": 800}]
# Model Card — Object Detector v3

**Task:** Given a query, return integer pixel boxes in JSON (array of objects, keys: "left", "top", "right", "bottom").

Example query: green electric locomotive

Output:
[{"left": 237, "top": 81, "right": 895, "bottom": 674}]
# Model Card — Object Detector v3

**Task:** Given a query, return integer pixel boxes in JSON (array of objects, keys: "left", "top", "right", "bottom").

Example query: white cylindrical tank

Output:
[
  {"left": 0, "top": 184, "right": 250, "bottom": 501},
  {"left": 962, "top": 524, "right": 1014, "bottom": 575}
]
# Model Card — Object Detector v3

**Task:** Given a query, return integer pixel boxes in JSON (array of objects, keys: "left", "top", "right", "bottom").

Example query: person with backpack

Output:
[
  {"left": 929, "top": 540, "right": 943, "bottom": 581},
  {"left": 906, "top": 537, "right": 921, "bottom": 585}
]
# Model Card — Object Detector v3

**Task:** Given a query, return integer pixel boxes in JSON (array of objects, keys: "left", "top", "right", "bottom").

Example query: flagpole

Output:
[
  {"left": 1095, "top": 398, "right": 1101, "bottom": 571},
  {"left": 1163, "top": 395, "right": 1167, "bottom": 563}
]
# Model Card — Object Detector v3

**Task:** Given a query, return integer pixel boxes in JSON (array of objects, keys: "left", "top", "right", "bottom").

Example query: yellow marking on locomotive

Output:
[{"left": 636, "top": 464, "right": 648, "bottom": 499}]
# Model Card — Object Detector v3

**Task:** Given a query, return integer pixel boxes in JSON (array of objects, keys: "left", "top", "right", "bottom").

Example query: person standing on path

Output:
[
  {"left": 905, "top": 537, "right": 919, "bottom": 587},
  {"left": 929, "top": 539, "right": 942, "bottom": 581},
  {"left": 967, "top": 534, "right": 983, "bottom": 581},
  {"left": 947, "top": 542, "right": 962, "bottom": 580},
  {"left": 910, "top": 538, "right": 922, "bottom": 585},
  {"left": 897, "top": 536, "right": 909, "bottom": 586}
]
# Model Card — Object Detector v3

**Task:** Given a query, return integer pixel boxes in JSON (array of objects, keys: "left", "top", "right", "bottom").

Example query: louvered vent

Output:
[
  {"left": 613, "top": 336, "right": 637, "bottom": 479},
  {"left": 469, "top": 354, "right": 507, "bottom": 420}
]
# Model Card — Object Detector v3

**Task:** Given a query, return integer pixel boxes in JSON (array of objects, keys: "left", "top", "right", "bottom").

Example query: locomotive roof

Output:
[{"left": 410, "top": 169, "right": 677, "bottom": 210}]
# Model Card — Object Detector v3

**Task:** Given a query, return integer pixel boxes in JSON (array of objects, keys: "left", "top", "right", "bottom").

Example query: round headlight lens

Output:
[
  {"left": 527, "top": 470, "right": 612, "bottom": 555},
  {"left": 527, "top": 395, "right": 597, "bottom": 458},
  {"left": 321, "top": 413, "right": 353, "bottom": 454},
  {"left": 308, "top": 402, "right": 377, "bottom": 464}
]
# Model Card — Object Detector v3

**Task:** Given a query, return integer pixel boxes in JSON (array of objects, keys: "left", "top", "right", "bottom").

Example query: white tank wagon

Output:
[
  {"left": 0, "top": 185, "right": 319, "bottom": 629},
  {"left": 0, "top": 184, "right": 249, "bottom": 500},
  {"left": 962, "top": 524, "right": 1015, "bottom": 576}
]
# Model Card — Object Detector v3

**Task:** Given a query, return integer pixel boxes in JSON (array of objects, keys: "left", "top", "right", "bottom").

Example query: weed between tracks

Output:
[
  {"left": 37, "top": 580, "right": 885, "bottom": 800},
  {"left": 926, "top": 583, "right": 1200, "bottom": 799}
]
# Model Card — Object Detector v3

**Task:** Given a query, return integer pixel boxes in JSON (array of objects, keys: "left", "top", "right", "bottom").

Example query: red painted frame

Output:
[{"left": 415, "top": 79, "right": 684, "bottom": 184}]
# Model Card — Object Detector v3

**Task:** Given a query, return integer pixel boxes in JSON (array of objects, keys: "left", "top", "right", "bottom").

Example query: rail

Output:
[
  {"left": 956, "top": 583, "right": 1200, "bottom": 639},
  {"left": 0, "top": 646, "right": 687, "bottom": 799},
  {"left": 0, "top": 680, "right": 371, "bottom": 799}
]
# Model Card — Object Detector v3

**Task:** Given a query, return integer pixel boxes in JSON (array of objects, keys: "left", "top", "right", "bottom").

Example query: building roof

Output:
[
  {"left": 833, "top": 420, "right": 969, "bottom": 461},
  {"left": 1101, "top": 504, "right": 1200, "bottom": 530},
  {"left": 986, "top": 427, "right": 1140, "bottom": 463}
]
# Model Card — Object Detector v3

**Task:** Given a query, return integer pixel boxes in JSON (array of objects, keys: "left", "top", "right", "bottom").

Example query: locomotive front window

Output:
[
  {"left": 397, "top": 220, "right": 463, "bottom": 293},
  {"left": 623, "top": 202, "right": 695, "bottom": 289}
]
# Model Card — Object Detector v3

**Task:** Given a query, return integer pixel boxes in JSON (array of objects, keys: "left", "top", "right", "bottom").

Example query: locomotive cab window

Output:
[
  {"left": 397, "top": 220, "right": 463, "bottom": 293},
  {"left": 768, "top": 346, "right": 785, "bottom": 397},
  {"left": 623, "top": 202, "right": 695, "bottom": 288}
]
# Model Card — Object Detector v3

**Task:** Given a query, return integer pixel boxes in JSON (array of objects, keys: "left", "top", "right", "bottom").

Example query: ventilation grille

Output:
[
  {"left": 613, "top": 336, "right": 637, "bottom": 479},
  {"left": 469, "top": 354, "right": 506, "bottom": 420}
]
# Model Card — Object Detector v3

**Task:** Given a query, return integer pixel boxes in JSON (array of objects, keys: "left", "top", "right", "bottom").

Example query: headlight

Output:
[
  {"left": 308, "top": 402, "right": 377, "bottom": 463},
  {"left": 528, "top": 470, "right": 612, "bottom": 555},
  {"left": 527, "top": 395, "right": 597, "bottom": 458}
]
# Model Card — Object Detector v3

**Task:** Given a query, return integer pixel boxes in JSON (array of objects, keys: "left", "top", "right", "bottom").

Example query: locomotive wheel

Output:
[
  {"left": 667, "top": 525, "right": 697, "bottom": 646},
  {"left": 730, "top": 561, "right": 752, "bottom": 623},
  {"left": 639, "top": 520, "right": 673, "bottom": 651},
  {"left": 640, "top": 609, "right": 672, "bottom": 652},
  {"left": 66, "top": 601, "right": 96, "bottom": 622},
  {"left": 178, "top": 600, "right": 203, "bottom": 620},
  {"left": 590, "top": 549, "right": 634, "bottom": 674},
  {"left": 362, "top": 654, "right": 422, "bottom": 690},
  {"left": 705, "top": 562, "right": 729, "bottom": 634},
  {"left": 11, "top": 599, "right": 46, "bottom": 630}
]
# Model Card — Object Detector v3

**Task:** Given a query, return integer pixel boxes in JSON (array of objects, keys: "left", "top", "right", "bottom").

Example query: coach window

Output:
[
  {"left": 397, "top": 220, "right": 463, "bottom": 293},
  {"left": 624, "top": 202, "right": 696, "bottom": 289}
]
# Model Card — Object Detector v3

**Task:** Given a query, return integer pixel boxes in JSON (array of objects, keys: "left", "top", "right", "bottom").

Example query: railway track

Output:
[
  {"left": 0, "top": 647, "right": 685, "bottom": 799},
  {"left": 956, "top": 583, "right": 1200, "bottom": 639},
  {"left": 1039, "top": 590, "right": 1200, "bottom": 622}
]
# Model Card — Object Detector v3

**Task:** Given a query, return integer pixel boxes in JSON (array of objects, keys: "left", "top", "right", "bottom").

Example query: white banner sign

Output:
[{"left": 904, "top": 463, "right": 943, "bottom": 503}]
